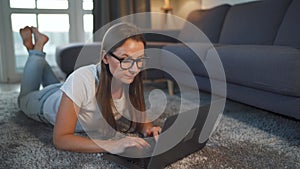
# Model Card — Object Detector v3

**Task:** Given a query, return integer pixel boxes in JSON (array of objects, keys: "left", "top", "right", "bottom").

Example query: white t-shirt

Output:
[{"left": 43, "top": 64, "right": 128, "bottom": 132}]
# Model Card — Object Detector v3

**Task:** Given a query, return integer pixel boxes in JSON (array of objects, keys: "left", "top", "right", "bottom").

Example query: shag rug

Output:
[{"left": 1, "top": 87, "right": 300, "bottom": 169}]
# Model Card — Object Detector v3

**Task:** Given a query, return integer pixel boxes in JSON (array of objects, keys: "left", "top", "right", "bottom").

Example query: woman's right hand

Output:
[{"left": 102, "top": 136, "right": 150, "bottom": 154}]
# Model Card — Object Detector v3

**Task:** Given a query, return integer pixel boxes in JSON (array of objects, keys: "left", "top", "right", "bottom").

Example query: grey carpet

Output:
[{"left": 0, "top": 87, "right": 300, "bottom": 169}]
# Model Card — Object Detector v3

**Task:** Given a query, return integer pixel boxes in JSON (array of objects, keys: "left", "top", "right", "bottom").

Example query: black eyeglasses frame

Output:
[{"left": 108, "top": 52, "right": 149, "bottom": 70}]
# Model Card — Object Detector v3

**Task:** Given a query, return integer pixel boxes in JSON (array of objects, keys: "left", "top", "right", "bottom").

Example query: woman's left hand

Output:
[{"left": 144, "top": 126, "right": 162, "bottom": 141}]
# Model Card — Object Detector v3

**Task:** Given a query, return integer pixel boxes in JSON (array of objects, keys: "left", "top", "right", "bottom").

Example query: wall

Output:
[
  {"left": 150, "top": 0, "right": 202, "bottom": 29},
  {"left": 173, "top": 0, "right": 202, "bottom": 19}
]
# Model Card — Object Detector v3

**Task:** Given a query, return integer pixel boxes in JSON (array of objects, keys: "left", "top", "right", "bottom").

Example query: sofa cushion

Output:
[
  {"left": 219, "top": 0, "right": 292, "bottom": 45},
  {"left": 207, "top": 45, "right": 300, "bottom": 97},
  {"left": 181, "top": 4, "right": 230, "bottom": 43},
  {"left": 274, "top": 0, "right": 300, "bottom": 49}
]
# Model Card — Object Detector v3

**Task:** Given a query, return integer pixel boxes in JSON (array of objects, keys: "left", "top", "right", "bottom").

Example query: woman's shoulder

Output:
[
  {"left": 63, "top": 64, "right": 99, "bottom": 89},
  {"left": 61, "top": 64, "right": 99, "bottom": 105}
]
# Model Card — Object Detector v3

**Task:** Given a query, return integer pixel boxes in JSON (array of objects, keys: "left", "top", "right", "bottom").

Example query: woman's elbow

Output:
[
  {"left": 53, "top": 134, "right": 65, "bottom": 150},
  {"left": 52, "top": 131, "right": 73, "bottom": 151}
]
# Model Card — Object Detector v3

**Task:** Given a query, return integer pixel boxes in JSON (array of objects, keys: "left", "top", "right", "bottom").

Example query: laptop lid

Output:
[{"left": 146, "top": 99, "right": 225, "bottom": 169}]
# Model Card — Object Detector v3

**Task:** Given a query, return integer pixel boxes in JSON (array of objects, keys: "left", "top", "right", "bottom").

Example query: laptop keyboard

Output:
[
  {"left": 103, "top": 137, "right": 157, "bottom": 169},
  {"left": 119, "top": 137, "right": 156, "bottom": 158}
]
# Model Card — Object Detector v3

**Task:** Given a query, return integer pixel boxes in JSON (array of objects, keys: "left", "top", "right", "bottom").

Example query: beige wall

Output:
[
  {"left": 150, "top": 0, "right": 202, "bottom": 29},
  {"left": 150, "top": 0, "right": 202, "bottom": 19},
  {"left": 173, "top": 0, "right": 202, "bottom": 19}
]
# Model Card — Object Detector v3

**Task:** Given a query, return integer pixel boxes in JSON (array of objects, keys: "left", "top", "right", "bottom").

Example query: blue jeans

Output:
[{"left": 18, "top": 50, "right": 61, "bottom": 123}]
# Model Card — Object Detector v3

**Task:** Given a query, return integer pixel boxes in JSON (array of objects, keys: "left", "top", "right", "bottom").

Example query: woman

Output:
[{"left": 18, "top": 23, "right": 161, "bottom": 154}]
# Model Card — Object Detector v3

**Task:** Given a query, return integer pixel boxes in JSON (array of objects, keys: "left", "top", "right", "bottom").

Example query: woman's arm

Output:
[
  {"left": 53, "top": 93, "right": 149, "bottom": 153},
  {"left": 53, "top": 93, "right": 104, "bottom": 152}
]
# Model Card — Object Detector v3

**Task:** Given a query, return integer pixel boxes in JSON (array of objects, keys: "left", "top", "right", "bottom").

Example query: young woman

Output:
[{"left": 18, "top": 23, "right": 161, "bottom": 154}]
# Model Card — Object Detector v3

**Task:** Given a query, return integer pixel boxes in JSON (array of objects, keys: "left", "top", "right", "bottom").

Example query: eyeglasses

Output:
[{"left": 108, "top": 52, "right": 149, "bottom": 70}]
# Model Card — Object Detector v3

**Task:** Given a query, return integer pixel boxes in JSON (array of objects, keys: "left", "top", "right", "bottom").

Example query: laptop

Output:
[{"left": 102, "top": 99, "right": 224, "bottom": 169}]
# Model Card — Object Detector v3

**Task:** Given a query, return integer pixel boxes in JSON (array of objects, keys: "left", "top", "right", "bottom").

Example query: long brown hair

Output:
[{"left": 96, "top": 23, "right": 147, "bottom": 133}]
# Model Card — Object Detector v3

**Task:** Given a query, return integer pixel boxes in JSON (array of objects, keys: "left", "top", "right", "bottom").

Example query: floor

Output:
[
  {"left": 1, "top": 81, "right": 299, "bottom": 168},
  {"left": 0, "top": 83, "right": 20, "bottom": 92}
]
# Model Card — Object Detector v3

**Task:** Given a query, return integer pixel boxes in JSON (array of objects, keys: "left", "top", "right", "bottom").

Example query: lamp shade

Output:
[{"left": 164, "top": 0, "right": 171, "bottom": 8}]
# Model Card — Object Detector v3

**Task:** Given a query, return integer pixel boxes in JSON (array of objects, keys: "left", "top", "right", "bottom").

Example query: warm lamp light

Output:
[
  {"left": 161, "top": 0, "right": 172, "bottom": 13},
  {"left": 164, "top": 0, "right": 171, "bottom": 8}
]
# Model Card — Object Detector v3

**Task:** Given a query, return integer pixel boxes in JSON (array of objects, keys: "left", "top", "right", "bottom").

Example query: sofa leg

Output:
[{"left": 167, "top": 80, "right": 174, "bottom": 96}]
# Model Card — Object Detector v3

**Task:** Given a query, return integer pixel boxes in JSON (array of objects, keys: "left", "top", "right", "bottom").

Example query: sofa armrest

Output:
[
  {"left": 55, "top": 42, "right": 101, "bottom": 77},
  {"left": 181, "top": 4, "right": 231, "bottom": 43}
]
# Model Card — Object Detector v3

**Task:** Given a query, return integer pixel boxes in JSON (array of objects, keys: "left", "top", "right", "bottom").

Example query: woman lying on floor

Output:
[{"left": 18, "top": 23, "right": 161, "bottom": 154}]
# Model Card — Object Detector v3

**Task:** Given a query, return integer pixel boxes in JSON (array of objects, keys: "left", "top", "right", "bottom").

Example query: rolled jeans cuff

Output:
[{"left": 28, "top": 50, "right": 46, "bottom": 57}]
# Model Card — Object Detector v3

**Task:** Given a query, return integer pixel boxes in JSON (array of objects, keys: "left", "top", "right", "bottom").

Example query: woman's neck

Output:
[{"left": 111, "top": 78, "right": 123, "bottom": 99}]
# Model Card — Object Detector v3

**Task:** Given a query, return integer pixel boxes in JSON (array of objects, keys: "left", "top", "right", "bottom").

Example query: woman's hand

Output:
[
  {"left": 102, "top": 136, "right": 150, "bottom": 154},
  {"left": 144, "top": 126, "right": 162, "bottom": 141}
]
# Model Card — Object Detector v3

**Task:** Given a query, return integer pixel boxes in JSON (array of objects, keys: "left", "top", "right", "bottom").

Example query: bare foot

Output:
[
  {"left": 31, "top": 27, "right": 49, "bottom": 51},
  {"left": 19, "top": 26, "right": 33, "bottom": 50}
]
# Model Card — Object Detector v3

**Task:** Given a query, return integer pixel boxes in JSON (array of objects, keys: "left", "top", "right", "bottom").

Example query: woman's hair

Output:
[{"left": 96, "top": 22, "right": 147, "bottom": 133}]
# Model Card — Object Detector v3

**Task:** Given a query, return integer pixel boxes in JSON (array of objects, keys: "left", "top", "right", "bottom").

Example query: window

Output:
[
  {"left": 0, "top": 0, "right": 93, "bottom": 82},
  {"left": 83, "top": 0, "right": 94, "bottom": 41},
  {"left": 84, "top": 14, "right": 94, "bottom": 42}
]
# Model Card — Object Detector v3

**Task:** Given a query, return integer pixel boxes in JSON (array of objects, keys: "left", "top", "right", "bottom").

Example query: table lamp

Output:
[{"left": 161, "top": 0, "right": 173, "bottom": 13}]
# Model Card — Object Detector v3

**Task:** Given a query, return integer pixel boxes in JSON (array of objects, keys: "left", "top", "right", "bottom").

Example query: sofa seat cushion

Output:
[
  {"left": 219, "top": 0, "right": 292, "bottom": 45},
  {"left": 209, "top": 45, "right": 300, "bottom": 96}
]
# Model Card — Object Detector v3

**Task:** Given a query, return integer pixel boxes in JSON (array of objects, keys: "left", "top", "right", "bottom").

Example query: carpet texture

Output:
[{"left": 0, "top": 88, "right": 300, "bottom": 169}]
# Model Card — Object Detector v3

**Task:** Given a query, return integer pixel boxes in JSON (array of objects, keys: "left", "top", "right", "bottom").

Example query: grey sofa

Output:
[{"left": 161, "top": 0, "right": 300, "bottom": 120}]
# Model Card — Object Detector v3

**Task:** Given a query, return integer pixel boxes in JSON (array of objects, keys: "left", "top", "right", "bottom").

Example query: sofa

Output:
[
  {"left": 56, "top": 0, "right": 300, "bottom": 120},
  {"left": 160, "top": 0, "right": 300, "bottom": 120}
]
